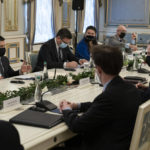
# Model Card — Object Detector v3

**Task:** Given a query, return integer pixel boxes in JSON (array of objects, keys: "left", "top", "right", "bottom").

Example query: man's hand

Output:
[
  {"left": 79, "top": 59, "right": 88, "bottom": 65},
  {"left": 136, "top": 82, "right": 148, "bottom": 89},
  {"left": 131, "top": 33, "right": 136, "bottom": 40},
  {"left": 66, "top": 61, "right": 78, "bottom": 68},
  {"left": 0, "top": 76, "right": 4, "bottom": 80},
  {"left": 59, "top": 100, "right": 78, "bottom": 111},
  {"left": 20, "top": 61, "right": 32, "bottom": 74},
  {"left": 129, "top": 45, "right": 137, "bottom": 51}
]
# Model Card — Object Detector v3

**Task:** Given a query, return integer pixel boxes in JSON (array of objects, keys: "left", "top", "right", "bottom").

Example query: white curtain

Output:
[
  {"left": 0, "top": 1, "right": 2, "bottom": 34},
  {"left": 83, "top": 0, "right": 95, "bottom": 33},
  {"left": 34, "top": 0, "right": 54, "bottom": 43}
]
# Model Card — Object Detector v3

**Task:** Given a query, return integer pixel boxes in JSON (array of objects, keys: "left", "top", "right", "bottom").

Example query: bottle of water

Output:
[
  {"left": 133, "top": 54, "right": 138, "bottom": 70},
  {"left": 89, "top": 56, "right": 94, "bottom": 68},
  {"left": 43, "top": 61, "right": 48, "bottom": 80},
  {"left": 34, "top": 75, "right": 42, "bottom": 102}
]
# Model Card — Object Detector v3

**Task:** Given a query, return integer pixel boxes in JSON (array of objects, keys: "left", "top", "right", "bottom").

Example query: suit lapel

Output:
[{"left": 51, "top": 39, "right": 59, "bottom": 61}]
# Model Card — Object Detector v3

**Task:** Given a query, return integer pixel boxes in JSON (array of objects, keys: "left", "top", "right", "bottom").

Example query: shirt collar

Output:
[
  {"left": 55, "top": 38, "right": 59, "bottom": 50},
  {"left": 103, "top": 79, "right": 112, "bottom": 92}
]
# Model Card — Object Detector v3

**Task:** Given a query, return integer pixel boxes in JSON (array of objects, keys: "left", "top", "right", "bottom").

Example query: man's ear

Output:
[{"left": 97, "top": 66, "right": 102, "bottom": 74}]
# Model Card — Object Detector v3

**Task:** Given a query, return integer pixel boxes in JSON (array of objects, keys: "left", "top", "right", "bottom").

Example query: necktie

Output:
[
  {"left": 58, "top": 48, "right": 62, "bottom": 62},
  {"left": 0, "top": 58, "right": 4, "bottom": 77}
]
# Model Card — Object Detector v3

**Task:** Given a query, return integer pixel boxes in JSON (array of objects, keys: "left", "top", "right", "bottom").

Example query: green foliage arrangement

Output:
[
  {"left": 69, "top": 69, "right": 95, "bottom": 82},
  {"left": 0, "top": 69, "right": 94, "bottom": 102}
]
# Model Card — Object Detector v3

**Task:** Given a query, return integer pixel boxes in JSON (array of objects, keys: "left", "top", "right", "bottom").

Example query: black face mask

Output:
[
  {"left": 85, "top": 35, "right": 96, "bottom": 42},
  {"left": 0, "top": 48, "right": 6, "bottom": 57},
  {"left": 119, "top": 32, "right": 126, "bottom": 39}
]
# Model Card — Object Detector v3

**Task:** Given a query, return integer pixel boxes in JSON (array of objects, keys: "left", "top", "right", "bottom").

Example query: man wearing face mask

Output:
[
  {"left": 35, "top": 28, "right": 86, "bottom": 71},
  {"left": 75, "top": 26, "right": 98, "bottom": 61},
  {"left": 59, "top": 45, "right": 143, "bottom": 150},
  {"left": 0, "top": 36, "right": 30, "bottom": 79},
  {"left": 107, "top": 25, "right": 137, "bottom": 52}
]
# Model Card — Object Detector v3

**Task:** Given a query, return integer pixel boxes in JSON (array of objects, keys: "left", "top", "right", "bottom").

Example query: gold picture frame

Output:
[
  {"left": 5, "top": 42, "right": 20, "bottom": 64},
  {"left": 4, "top": 0, "right": 18, "bottom": 31}
]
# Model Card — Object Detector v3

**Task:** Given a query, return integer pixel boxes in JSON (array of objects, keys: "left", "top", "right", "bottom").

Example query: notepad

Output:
[{"left": 9, "top": 109, "right": 63, "bottom": 129}]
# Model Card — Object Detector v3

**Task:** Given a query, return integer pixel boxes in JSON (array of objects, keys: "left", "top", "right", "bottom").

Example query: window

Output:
[
  {"left": 34, "top": 0, "right": 54, "bottom": 43},
  {"left": 83, "top": 0, "right": 95, "bottom": 32}
]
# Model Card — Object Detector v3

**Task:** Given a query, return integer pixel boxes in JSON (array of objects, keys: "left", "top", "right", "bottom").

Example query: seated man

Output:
[
  {"left": 75, "top": 26, "right": 98, "bottom": 61},
  {"left": 0, "top": 36, "right": 31, "bottom": 79},
  {"left": 136, "top": 82, "right": 150, "bottom": 102},
  {"left": 0, "top": 120, "right": 24, "bottom": 150},
  {"left": 35, "top": 28, "right": 86, "bottom": 71},
  {"left": 146, "top": 43, "right": 150, "bottom": 66},
  {"left": 107, "top": 25, "right": 137, "bottom": 53},
  {"left": 60, "top": 45, "right": 143, "bottom": 150}
]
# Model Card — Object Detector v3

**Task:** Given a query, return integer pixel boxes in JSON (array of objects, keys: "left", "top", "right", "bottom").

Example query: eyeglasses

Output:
[{"left": 61, "top": 39, "right": 68, "bottom": 44}]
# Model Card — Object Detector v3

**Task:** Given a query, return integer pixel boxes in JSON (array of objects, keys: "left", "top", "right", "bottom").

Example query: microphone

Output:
[
  {"left": 53, "top": 68, "right": 57, "bottom": 79},
  {"left": 35, "top": 91, "right": 57, "bottom": 111}
]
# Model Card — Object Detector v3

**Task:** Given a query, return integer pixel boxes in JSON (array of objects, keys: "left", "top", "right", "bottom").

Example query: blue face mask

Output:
[{"left": 59, "top": 42, "right": 68, "bottom": 49}]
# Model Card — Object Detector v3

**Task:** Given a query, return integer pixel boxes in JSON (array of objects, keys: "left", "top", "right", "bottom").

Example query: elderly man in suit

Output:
[
  {"left": 35, "top": 28, "right": 87, "bottom": 71},
  {"left": 107, "top": 25, "right": 137, "bottom": 53},
  {"left": 60, "top": 45, "right": 143, "bottom": 150},
  {"left": 0, "top": 36, "right": 31, "bottom": 79}
]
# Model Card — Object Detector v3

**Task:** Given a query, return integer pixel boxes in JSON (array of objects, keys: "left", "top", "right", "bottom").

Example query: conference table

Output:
[{"left": 0, "top": 67, "right": 149, "bottom": 150}]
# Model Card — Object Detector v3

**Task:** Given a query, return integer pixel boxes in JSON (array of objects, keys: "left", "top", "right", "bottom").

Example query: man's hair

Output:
[
  {"left": 85, "top": 26, "right": 97, "bottom": 34},
  {"left": 92, "top": 45, "right": 123, "bottom": 75},
  {"left": 0, "top": 36, "right": 5, "bottom": 41},
  {"left": 56, "top": 28, "right": 72, "bottom": 39}
]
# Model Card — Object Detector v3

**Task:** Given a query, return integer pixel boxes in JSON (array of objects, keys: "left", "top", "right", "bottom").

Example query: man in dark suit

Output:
[
  {"left": 0, "top": 36, "right": 31, "bottom": 79},
  {"left": 0, "top": 120, "right": 24, "bottom": 150},
  {"left": 35, "top": 28, "right": 87, "bottom": 71},
  {"left": 146, "top": 43, "right": 150, "bottom": 66},
  {"left": 59, "top": 45, "right": 143, "bottom": 150}
]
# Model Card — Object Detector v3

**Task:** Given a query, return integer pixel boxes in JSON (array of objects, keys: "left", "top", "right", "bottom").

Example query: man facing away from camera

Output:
[{"left": 60, "top": 45, "right": 143, "bottom": 150}]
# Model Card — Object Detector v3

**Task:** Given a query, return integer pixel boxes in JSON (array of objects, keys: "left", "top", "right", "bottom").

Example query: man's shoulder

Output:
[
  {"left": 109, "top": 35, "right": 118, "bottom": 40},
  {"left": 1, "top": 56, "right": 9, "bottom": 61},
  {"left": 40, "top": 38, "right": 55, "bottom": 50}
]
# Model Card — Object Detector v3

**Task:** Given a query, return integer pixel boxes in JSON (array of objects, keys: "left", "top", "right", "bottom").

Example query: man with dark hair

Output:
[
  {"left": 35, "top": 28, "right": 86, "bottom": 71},
  {"left": 0, "top": 36, "right": 30, "bottom": 79},
  {"left": 75, "top": 25, "right": 98, "bottom": 61},
  {"left": 60, "top": 45, "right": 143, "bottom": 150}
]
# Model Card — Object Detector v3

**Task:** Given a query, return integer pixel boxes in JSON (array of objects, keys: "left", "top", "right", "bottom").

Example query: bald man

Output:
[{"left": 107, "top": 25, "right": 137, "bottom": 53}]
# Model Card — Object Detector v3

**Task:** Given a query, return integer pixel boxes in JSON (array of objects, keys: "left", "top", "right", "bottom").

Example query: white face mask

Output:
[{"left": 59, "top": 42, "right": 68, "bottom": 48}]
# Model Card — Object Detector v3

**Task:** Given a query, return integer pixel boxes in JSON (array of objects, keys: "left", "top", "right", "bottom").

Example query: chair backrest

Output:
[
  {"left": 130, "top": 99, "right": 150, "bottom": 150},
  {"left": 28, "top": 52, "right": 38, "bottom": 71}
]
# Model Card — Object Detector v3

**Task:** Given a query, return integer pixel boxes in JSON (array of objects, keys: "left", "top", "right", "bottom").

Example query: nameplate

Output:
[
  {"left": 79, "top": 77, "right": 90, "bottom": 86},
  {"left": 3, "top": 96, "right": 20, "bottom": 111}
]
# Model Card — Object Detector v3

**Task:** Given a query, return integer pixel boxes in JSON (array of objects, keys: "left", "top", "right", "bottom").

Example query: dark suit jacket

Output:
[
  {"left": 0, "top": 120, "right": 24, "bottom": 150},
  {"left": 0, "top": 56, "right": 19, "bottom": 78},
  {"left": 146, "top": 56, "right": 150, "bottom": 66},
  {"left": 35, "top": 38, "right": 79, "bottom": 71},
  {"left": 62, "top": 76, "right": 143, "bottom": 150}
]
